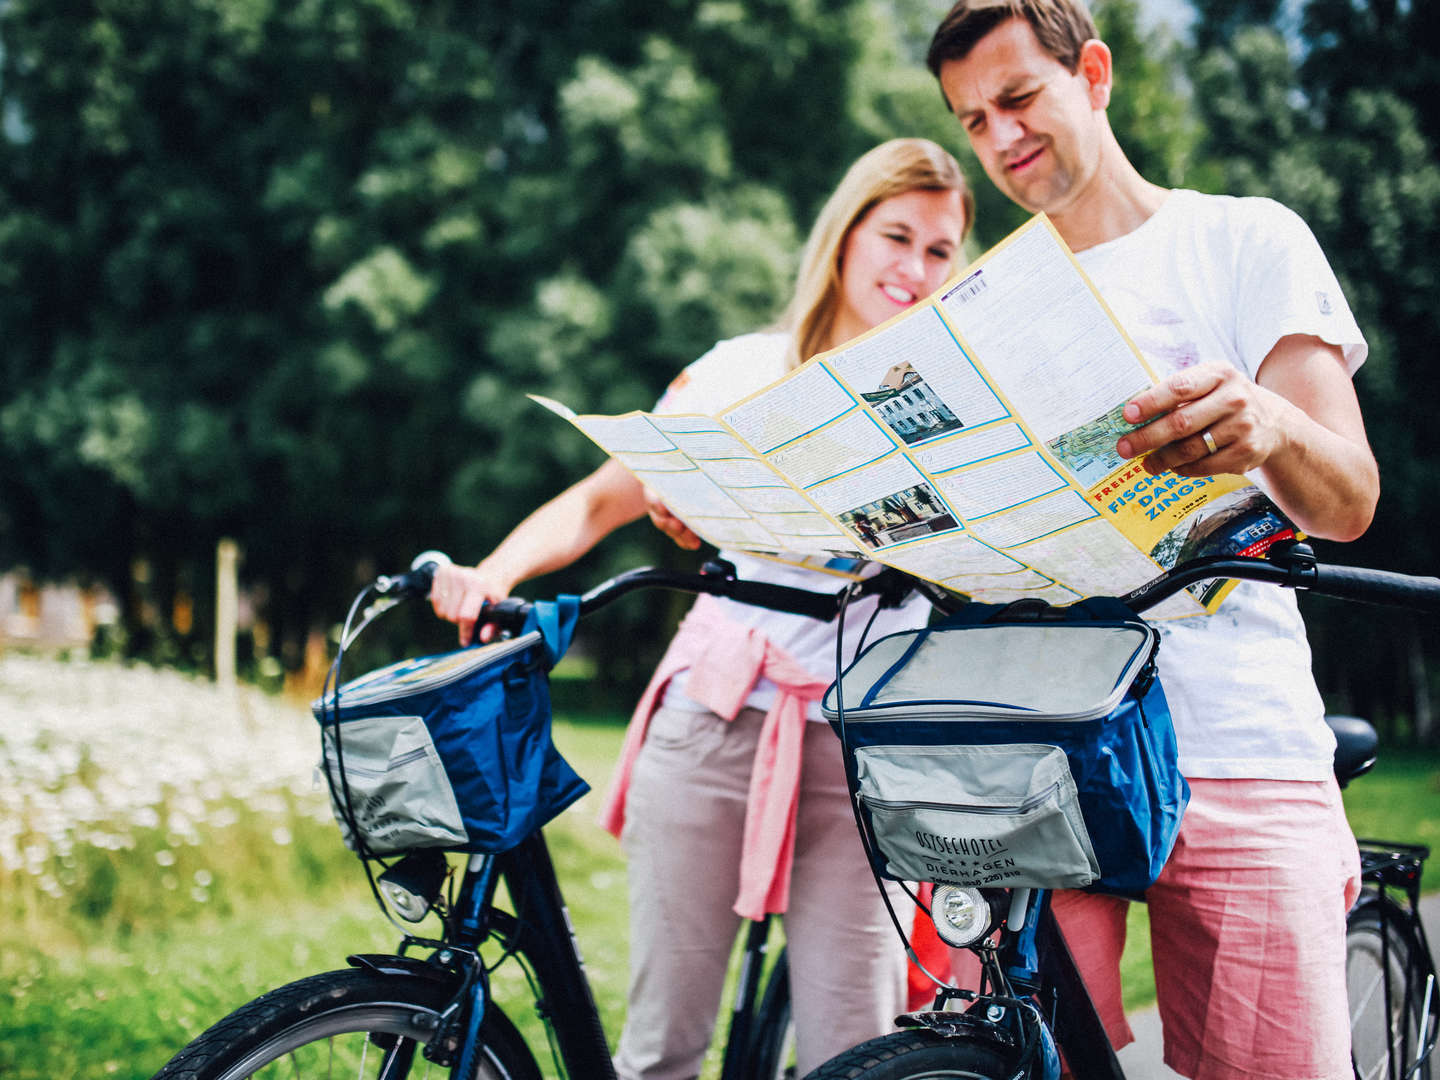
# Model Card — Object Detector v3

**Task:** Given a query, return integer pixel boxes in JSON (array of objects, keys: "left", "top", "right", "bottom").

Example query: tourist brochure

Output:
[{"left": 533, "top": 214, "right": 1298, "bottom": 618}]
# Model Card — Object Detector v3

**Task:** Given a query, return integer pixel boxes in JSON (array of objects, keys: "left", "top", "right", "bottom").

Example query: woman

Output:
[{"left": 431, "top": 138, "right": 973, "bottom": 1079}]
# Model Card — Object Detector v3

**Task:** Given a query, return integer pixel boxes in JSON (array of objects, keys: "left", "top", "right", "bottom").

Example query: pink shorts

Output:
[{"left": 1052, "top": 776, "right": 1361, "bottom": 1080}]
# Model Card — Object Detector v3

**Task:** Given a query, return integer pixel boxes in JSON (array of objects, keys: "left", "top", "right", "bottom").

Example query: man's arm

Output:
[{"left": 1116, "top": 334, "right": 1378, "bottom": 542}]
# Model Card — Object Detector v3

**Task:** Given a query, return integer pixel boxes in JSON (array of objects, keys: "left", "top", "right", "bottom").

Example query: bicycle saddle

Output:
[{"left": 1326, "top": 713, "right": 1378, "bottom": 787}]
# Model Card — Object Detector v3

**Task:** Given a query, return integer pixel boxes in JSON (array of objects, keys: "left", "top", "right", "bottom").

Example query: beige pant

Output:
[{"left": 613, "top": 706, "right": 906, "bottom": 1080}]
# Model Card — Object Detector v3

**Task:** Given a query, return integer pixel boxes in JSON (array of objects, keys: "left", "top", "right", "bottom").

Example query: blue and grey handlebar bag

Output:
[
  {"left": 823, "top": 595, "right": 1188, "bottom": 897},
  {"left": 312, "top": 597, "right": 590, "bottom": 857}
]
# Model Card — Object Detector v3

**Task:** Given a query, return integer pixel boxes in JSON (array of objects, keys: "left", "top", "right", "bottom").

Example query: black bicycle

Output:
[
  {"left": 1338, "top": 706, "right": 1437, "bottom": 1080},
  {"left": 145, "top": 545, "right": 1438, "bottom": 1080},
  {"left": 146, "top": 555, "right": 907, "bottom": 1080},
  {"left": 806, "top": 543, "right": 1440, "bottom": 1080}
]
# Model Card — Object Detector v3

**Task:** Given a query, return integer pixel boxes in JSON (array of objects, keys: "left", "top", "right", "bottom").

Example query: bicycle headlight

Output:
[
  {"left": 931, "top": 885, "right": 991, "bottom": 947},
  {"left": 378, "top": 850, "right": 448, "bottom": 923}
]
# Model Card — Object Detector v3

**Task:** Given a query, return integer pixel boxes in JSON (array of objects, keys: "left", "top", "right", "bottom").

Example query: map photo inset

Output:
[
  {"left": 838, "top": 482, "right": 959, "bottom": 551},
  {"left": 1045, "top": 401, "right": 1136, "bottom": 488},
  {"left": 1147, "top": 490, "right": 1296, "bottom": 606},
  {"left": 860, "top": 362, "right": 964, "bottom": 446}
]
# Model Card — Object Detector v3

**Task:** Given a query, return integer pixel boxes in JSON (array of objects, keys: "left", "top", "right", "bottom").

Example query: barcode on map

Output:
[{"left": 947, "top": 272, "right": 988, "bottom": 304}]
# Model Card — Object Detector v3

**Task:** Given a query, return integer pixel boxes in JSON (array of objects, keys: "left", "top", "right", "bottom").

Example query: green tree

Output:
[
  {"left": 1187, "top": 8, "right": 1440, "bottom": 741},
  {"left": 0, "top": 0, "right": 970, "bottom": 687},
  {"left": 1300, "top": 0, "right": 1440, "bottom": 149},
  {"left": 1187, "top": 0, "right": 1286, "bottom": 50},
  {"left": 1094, "top": 0, "right": 1217, "bottom": 193}
]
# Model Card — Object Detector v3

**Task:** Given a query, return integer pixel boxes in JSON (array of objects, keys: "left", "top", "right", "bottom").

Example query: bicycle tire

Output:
[
  {"left": 1347, "top": 899, "right": 1433, "bottom": 1080},
  {"left": 800, "top": 1029, "right": 1016, "bottom": 1079},
  {"left": 750, "top": 949, "right": 796, "bottom": 1080},
  {"left": 149, "top": 967, "right": 542, "bottom": 1080}
]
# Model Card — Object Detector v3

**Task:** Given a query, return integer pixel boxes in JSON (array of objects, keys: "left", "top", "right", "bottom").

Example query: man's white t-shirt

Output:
[
  {"left": 653, "top": 332, "right": 933, "bottom": 721},
  {"left": 1076, "top": 189, "right": 1367, "bottom": 780}
]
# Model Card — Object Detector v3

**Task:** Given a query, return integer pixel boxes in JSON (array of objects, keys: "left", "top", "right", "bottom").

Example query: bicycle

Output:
[
  {"left": 145, "top": 545, "right": 1438, "bottom": 1080},
  {"left": 805, "top": 542, "right": 1440, "bottom": 1080},
  {"left": 1331, "top": 708, "right": 1438, "bottom": 1080},
  {"left": 147, "top": 555, "right": 907, "bottom": 1080},
  {"left": 1348, "top": 835, "right": 1436, "bottom": 1080}
]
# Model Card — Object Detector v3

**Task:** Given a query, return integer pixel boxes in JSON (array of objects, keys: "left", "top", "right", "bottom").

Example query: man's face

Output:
[{"left": 938, "top": 18, "right": 1106, "bottom": 216}]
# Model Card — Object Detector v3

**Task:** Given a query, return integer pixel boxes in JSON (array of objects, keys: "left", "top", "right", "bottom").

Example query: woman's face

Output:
[{"left": 829, "top": 187, "right": 966, "bottom": 349}]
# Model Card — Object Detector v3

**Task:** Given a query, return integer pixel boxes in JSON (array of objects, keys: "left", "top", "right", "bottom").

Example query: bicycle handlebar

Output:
[
  {"left": 572, "top": 563, "right": 857, "bottom": 622},
  {"left": 379, "top": 542, "right": 1440, "bottom": 639},
  {"left": 1309, "top": 564, "right": 1440, "bottom": 609},
  {"left": 374, "top": 549, "right": 453, "bottom": 598},
  {"left": 1118, "top": 545, "right": 1440, "bottom": 614}
]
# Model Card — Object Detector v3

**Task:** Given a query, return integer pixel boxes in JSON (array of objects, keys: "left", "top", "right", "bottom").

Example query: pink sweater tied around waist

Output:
[{"left": 597, "top": 593, "right": 832, "bottom": 920}]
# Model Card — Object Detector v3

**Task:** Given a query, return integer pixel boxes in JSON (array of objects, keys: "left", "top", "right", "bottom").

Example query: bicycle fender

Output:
[
  {"left": 896, "top": 1010, "right": 1017, "bottom": 1050},
  {"left": 1033, "top": 1017, "right": 1061, "bottom": 1080},
  {"left": 896, "top": 1005, "right": 1061, "bottom": 1080},
  {"left": 346, "top": 953, "right": 463, "bottom": 988}
]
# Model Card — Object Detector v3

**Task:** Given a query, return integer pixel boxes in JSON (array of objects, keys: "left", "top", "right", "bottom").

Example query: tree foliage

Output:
[
  {"left": 3, "top": 0, "right": 1434, "bottom": 737},
  {"left": 1186, "top": 2, "right": 1440, "bottom": 739},
  {"left": 0, "top": 0, "right": 958, "bottom": 682}
]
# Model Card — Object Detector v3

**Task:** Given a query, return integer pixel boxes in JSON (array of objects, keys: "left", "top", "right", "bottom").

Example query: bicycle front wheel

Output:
[
  {"left": 1347, "top": 900, "right": 1433, "bottom": 1080},
  {"left": 150, "top": 967, "right": 542, "bottom": 1080},
  {"left": 801, "top": 1029, "right": 1015, "bottom": 1079}
]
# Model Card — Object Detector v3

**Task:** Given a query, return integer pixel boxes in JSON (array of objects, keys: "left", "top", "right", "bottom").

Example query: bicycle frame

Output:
[
  {"left": 472, "top": 832, "right": 617, "bottom": 1077},
  {"left": 347, "top": 832, "right": 617, "bottom": 1078},
  {"left": 341, "top": 544, "right": 1440, "bottom": 1080},
  {"left": 354, "top": 826, "right": 789, "bottom": 1080}
]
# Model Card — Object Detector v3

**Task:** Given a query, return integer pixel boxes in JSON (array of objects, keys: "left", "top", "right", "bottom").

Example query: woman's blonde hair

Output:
[{"left": 776, "top": 138, "right": 973, "bottom": 369}]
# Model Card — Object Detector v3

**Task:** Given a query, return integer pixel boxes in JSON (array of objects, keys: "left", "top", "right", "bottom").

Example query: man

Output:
[{"left": 927, "top": 3, "right": 1380, "bottom": 1078}]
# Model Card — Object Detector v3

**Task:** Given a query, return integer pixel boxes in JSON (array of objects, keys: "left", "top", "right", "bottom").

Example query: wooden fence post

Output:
[{"left": 215, "top": 538, "right": 240, "bottom": 688}]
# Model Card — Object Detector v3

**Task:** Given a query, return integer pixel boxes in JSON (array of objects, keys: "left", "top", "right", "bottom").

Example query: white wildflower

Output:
[{"left": 0, "top": 655, "right": 327, "bottom": 872}]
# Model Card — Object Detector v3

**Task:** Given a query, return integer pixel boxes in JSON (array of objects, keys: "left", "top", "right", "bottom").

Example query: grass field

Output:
[{"left": 2, "top": 653, "right": 1437, "bottom": 1079}]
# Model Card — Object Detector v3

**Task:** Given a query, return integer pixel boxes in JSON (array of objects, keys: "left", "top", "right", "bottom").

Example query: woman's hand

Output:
[
  {"left": 429, "top": 561, "right": 516, "bottom": 646},
  {"left": 644, "top": 487, "right": 702, "bottom": 550}
]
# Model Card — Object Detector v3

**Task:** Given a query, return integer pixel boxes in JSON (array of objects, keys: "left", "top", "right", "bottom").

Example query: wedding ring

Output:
[{"left": 1201, "top": 429, "right": 1219, "bottom": 455}]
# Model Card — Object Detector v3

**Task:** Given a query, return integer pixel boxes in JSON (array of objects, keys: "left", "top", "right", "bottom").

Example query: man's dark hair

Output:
[{"left": 926, "top": 0, "right": 1099, "bottom": 77}]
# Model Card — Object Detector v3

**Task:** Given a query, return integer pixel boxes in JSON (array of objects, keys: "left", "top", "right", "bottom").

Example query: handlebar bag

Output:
[
  {"left": 823, "top": 595, "right": 1188, "bottom": 896},
  {"left": 312, "top": 597, "right": 590, "bottom": 857}
]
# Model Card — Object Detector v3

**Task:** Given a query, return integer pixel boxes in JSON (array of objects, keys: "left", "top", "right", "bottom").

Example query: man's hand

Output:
[
  {"left": 1116, "top": 362, "right": 1287, "bottom": 478},
  {"left": 644, "top": 487, "right": 701, "bottom": 550},
  {"left": 1116, "top": 339, "right": 1377, "bottom": 541}
]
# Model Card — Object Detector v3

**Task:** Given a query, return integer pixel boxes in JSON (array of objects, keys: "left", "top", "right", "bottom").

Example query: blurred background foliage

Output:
[{"left": 0, "top": 0, "right": 1436, "bottom": 739}]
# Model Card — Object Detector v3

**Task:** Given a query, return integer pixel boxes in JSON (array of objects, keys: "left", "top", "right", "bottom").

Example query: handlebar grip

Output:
[
  {"left": 480, "top": 597, "right": 533, "bottom": 635},
  {"left": 375, "top": 566, "right": 436, "bottom": 596},
  {"left": 723, "top": 579, "right": 840, "bottom": 621},
  {"left": 1307, "top": 565, "right": 1440, "bottom": 612},
  {"left": 374, "top": 551, "right": 452, "bottom": 597}
]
